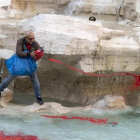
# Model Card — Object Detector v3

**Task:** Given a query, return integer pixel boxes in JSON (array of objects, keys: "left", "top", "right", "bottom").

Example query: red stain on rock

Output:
[
  {"left": 0, "top": 132, "right": 39, "bottom": 140},
  {"left": 49, "top": 59, "right": 140, "bottom": 91}
]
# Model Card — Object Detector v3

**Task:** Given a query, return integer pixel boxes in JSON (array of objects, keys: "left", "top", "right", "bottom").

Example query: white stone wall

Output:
[
  {"left": 66, "top": 0, "right": 123, "bottom": 15},
  {"left": 0, "top": 0, "right": 11, "bottom": 7},
  {"left": 67, "top": 0, "right": 140, "bottom": 19},
  {"left": 0, "top": 14, "right": 140, "bottom": 104}
]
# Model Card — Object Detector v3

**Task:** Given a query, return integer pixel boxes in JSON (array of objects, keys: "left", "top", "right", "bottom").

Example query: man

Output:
[{"left": 0, "top": 31, "right": 44, "bottom": 105}]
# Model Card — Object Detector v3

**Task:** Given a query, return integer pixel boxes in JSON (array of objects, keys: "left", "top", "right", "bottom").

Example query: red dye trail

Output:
[
  {"left": 49, "top": 59, "right": 140, "bottom": 90},
  {"left": 48, "top": 59, "right": 140, "bottom": 125},
  {"left": 0, "top": 132, "right": 38, "bottom": 140},
  {"left": 41, "top": 115, "right": 117, "bottom": 125}
]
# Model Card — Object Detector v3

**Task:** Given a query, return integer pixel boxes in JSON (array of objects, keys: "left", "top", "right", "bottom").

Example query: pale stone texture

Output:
[
  {"left": 0, "top": 8, "right": 24, "bottom": 19},
  {"left": 0, "top": 0, "right": 25, "bottom": 19},
  {"left": 0, "top": 49, "right": 14, "bottom": 59},
  {"left": 1, "top": 0, "right": 139, "bottom": 23},
  {"left": 66, "top": 0, "right": 140, "bottom": 22},
  {"left": 0, "top": 0, "right": 11, "bottom": 7},
  {"left": 0, "top": 98, "right": 130, "bottom": 116},
  {"left": 0, "top": 88, "right": 13, "bottom": 107},
  {"left": 24, "top": 102, "right": 81, "bottom": 113},
  {"left": 104, "top": 95, "right": 126, "bottom": 108},
  {"left": 0, "top": 14, "right": 140, "bottom": 105},
  {"left": 65, "top": 0, "right": 119, "bottom": 15},
  {"left": 11, "top": 0, "right": 71, "bottom": 17},
  {"left": 83, "top": 95, "right": 131, "bottom": 110}
]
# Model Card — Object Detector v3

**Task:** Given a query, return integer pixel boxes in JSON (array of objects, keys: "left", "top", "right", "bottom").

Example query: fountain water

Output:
[
  {"left": 64, "top": 0, "right": 85, "bottom": 15},
  {"left": 0, "top": 2, "right": 140, "bottom": 139},
  {"left": 65, "top": 0, "right": 140, "bottom": 23},
  {"left": 65, "top": 0, "right": 124, "bottom": 16}
]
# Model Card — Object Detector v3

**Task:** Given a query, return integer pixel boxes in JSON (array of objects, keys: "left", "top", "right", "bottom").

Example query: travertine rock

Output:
[
  {"left": 0, "top": 14, "right": 140, "bottom": 105},
  {"left": 84, "top": 95, "right": 130, "bottom": 110},
  {"left": 0, "top": 0, "right": 11, "bottom": 7},
  {"left": 66, "top": 0, "right": 140, "bottom": 22},
  {"left": 11, "top": 0, "right": 71, "bottom": 17},
  {"left": 104, "top": 95, "right": 126, "bottom": 108},
  {"left": 24, "top": 102, "right": 81, "bottom": 114},
  {"left": 0, "top": 88, "right": 13, "bottom": 107},
  {"left": 0, "top": 8, "right": 24, "bottom": 19}
]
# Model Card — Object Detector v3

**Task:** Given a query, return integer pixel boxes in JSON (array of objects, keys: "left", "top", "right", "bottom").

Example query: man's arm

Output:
[
  {"left": 30, "top": 41, "right": 40, "bottom": 59},
  {"left": 16, "top": 39, "right": 29, "bottom": 57}
]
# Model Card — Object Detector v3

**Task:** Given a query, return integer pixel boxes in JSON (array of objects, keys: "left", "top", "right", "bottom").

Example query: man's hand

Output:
[{"left": 30, "top": 51, "right": 36, "bottom": 59}]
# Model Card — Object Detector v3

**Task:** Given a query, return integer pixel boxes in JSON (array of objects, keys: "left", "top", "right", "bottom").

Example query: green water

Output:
[
  {"left": 12, "top": 92, "right": 83, "bottom": 107},
  {"left": 0, "top": 106, "right": 140, "bottom": 140},
  {"left": 0, "top": 92, "right": 138, "bottom": 140}
]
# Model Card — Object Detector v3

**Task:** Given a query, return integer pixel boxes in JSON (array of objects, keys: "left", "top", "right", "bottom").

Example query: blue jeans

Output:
[{"left": 0, "top": 71, "right": 41, "bottom": 98}]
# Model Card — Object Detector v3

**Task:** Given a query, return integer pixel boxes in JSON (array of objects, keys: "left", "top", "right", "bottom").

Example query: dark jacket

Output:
[{"left": 16, "top": 37, "right": 40, "bottom": 57}]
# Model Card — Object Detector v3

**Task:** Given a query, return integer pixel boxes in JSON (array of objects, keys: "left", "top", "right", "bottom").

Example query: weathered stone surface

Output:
[
  {"left": 66, "top": 0, "right": 140, "bottom": 22},
  {"left": 83, "top": 95, "right": 131, "bottom": 110},
  {"left": 24, "top": 102, "right": 81, "bottom": 113},
  {"left": 0, "top": 7, "right": 24, "bottom": 19},
  {"left": 0, "top": 14, "right": 140, "bottom": 105},
  {"left": 0, "top": 49, "right": 14, "bottom": 59},
  {"left": 104, "top": 95, "right": 126, "bottom": 108},
  {"left": 0, "top": 100, "right": 132, "bottom": 117},
  {"left": 0, "top": 88, "right": 13, "bottom": 107},
  {"left": 65, "top": 0, "right": 119, "bottom": 15},
  {"left": 18, "top": 14, "right": 126, "bottom": 56},
  {"left": 1, "top": 0, "right": 140, "bottom": 23},
  {"left": 0, "top": 0, "right": 11, "bottom": 7},
  {"left": 11, "top": 0, "right": 71, "bottom": 17}
]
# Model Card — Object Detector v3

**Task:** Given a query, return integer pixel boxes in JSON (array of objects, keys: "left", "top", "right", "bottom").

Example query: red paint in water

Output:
[
  {"left": 0, "top": 132, "right": 39, "bottom": 140},
  {"left": 49, "top": 59, "right": 140, "bottom": 90},
  {"left": 48, "top": 59, "right": 140, "bottom": 125},
  {"left": 41, "top": 115, "right": 117, "bottom": 125},
  {"left": 113, "top": 122, "right": 118, "bottom": 125}
]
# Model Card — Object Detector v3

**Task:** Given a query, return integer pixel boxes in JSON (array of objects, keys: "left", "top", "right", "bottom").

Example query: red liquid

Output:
[
  {"left": 0, "top": 132, "right": 39, "bottom": 140},
  {"left": 41, "top": 115, "right": 118, "bottom": 125}
]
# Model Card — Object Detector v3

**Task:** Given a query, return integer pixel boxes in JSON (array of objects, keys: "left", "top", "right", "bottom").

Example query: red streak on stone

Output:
[
  {"left": 49, "top": 59, "right": 126, "bottom": 77},
  {"left": 49, "top": 59, "right": 140, "bottom": 90},
  {"left": 0, "top": 132, "right": 38, "bottom": 140},
  {"left": 126, "top": 73, "right": 140, "bottom": 90},
  {"left": 48, "top": 59, "right": 140, "bottom": 125},
  {"left": 41, "top": 115, "right": 109, "bottom": 124}
]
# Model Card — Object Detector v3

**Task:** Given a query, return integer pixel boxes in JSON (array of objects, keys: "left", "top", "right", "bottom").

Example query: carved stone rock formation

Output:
[
  {"left": 24, "top": 102, "right": 81, "bottom": 113},
  {"left": 11, "top": 0, "right": 71, "bottom": 17},
  {"left": 83, "top": 95, "right": 132, "bottom": 110},
  {"left": 1, "top": 0, "right": 140, "bottom": 23},
  {"left": 0, "top": 14, "right": 140, "bottom": 105},
  {"left": 66, "top": 0, "right": 140, "bottom": 23},
  {"left": 0, "top": 88, "right": 13, "bottom": 107}
]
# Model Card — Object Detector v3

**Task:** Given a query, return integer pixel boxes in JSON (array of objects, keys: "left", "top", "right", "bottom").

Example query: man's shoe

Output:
[{"left": 36, "top": 96, "right": 44, "bottom": 105}]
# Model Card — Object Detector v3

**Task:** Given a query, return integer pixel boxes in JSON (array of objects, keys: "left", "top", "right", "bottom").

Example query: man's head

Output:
[{"left": 25, "top": 31, "right": 35, "bottom": 44}]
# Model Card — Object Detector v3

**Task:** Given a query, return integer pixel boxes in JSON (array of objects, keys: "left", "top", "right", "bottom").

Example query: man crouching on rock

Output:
[{"left": 0, "top": 31, "right": 44, "bottom": 105}]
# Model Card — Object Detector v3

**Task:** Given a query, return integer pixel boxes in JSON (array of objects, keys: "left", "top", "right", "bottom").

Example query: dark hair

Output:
[{"left": 89, "top": 16, "right": 96, "bottom": 21}]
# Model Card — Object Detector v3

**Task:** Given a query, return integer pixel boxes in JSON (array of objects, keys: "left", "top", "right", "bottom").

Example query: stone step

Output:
[
  {"left": 0, "top": 34, "right": 10, "bottom": 49},
  {"left": 0, "top": 20, "right": 21, "bottom": 51},
  {"left": 0, "top": 34, "right": 9, "bottom": 38},
  {"left": 0, "top": 22, "right": 19, "bottom": 35},
  {"left": 0, "top": 49, "right": 14, "bottom": 59},
  {"left": 0, "top": 22, "right": 19, "bottom": 50}
]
